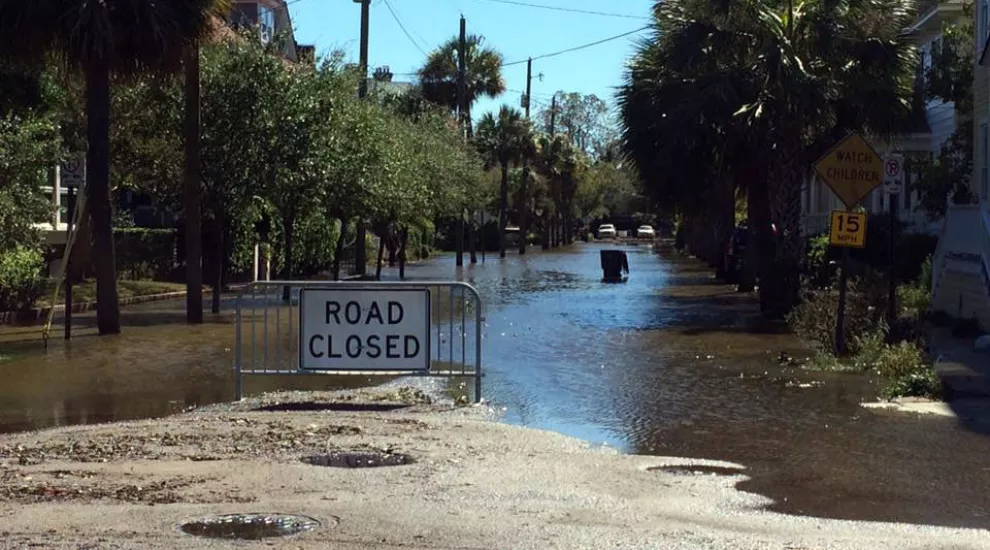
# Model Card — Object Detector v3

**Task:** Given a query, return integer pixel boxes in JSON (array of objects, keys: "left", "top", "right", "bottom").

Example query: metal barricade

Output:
[{"left": 234, "top": 280, "right": 483, "bottom": 402}]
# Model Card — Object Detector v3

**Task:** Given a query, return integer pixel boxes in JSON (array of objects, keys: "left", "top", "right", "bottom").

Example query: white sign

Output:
[
  {"left": 883, "top": 154, "right": 904, "bottom": 195},
  {"left": 60, "top": 154, "right": 86, "bottom": 189},
  {"left": 298, "top": 288, "right": 431, "bottom": 371}
]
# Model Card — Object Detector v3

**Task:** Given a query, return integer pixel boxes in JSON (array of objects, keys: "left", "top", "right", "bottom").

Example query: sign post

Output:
[
  {"left": 883, "top": 154, "right": 905, "bottom": 327},
  {"left": 59, "top": 154, "right": 85, "bottom": 341},
  {"left": 813, "top": 133, "right": 884, "bottom": 355},
  {"left": 298, "top": 288, "right": 431, "bottom": 372}
]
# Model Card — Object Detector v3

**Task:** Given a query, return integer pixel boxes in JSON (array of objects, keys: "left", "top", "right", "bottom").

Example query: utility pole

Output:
[
  {"left": 353, "top": 0, "right": 370, "bottom": 276},
  {"left": 543, "top": 94, "right": 556, "bottom": 251},
  {"left": 455, "top": 15, "right": 467, "bottom": 267},
  {"left": 519, "top": 57, "right": 533, "bottom": 255}
]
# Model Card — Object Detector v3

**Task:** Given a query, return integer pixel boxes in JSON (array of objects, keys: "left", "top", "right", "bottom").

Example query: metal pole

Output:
[
  {"left": 474, "top": 290, "right": 483, "bottom": 403},
  {"left": 887, "top": 196, "right": 899, "bottom": 326},
  {"left": 235, "top": 291, "right": 243, "bottom": 400},
  {"left": 64, "top": 187, "right": 75, "bottom": 340},
  {"left": 354, "top": 0, "right": 371, "bottom": 275},
  {"left": 835, "top": 247, "right": 850, "bottom": 356}
]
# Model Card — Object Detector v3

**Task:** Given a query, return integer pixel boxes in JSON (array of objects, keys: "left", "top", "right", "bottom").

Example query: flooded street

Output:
[{"left": 2, "top": 242, "right": 990, "bottom": 530}]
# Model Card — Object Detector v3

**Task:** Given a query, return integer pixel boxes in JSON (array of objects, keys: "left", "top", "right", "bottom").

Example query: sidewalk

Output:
[{"left": 930, "top": 327, "right": 990, "bottom": 398}]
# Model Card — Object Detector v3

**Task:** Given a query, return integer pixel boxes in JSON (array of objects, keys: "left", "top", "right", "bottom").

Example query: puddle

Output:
[
  {"left": 179, "top": 513, "right": 321, "bottom": 540},
  {"left": 302, "top": 451, "right": 414, "bottom": 468},
  {"left": 254, "top": 402, "right": 411, "bottom": 413},
  {"left": 648, "top": 465, "right": 745, "bottom": 477}
]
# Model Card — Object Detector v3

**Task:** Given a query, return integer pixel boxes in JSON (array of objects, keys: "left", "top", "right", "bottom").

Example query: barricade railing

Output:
[{"left": 234, "top": 280, "right": 483, "bottom": 402}]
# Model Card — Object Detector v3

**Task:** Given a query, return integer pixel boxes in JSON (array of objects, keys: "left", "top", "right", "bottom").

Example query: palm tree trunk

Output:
[
  {"left": 498, "top": 161, "right": 509, "bottom": 258},
  {"left": 468, "top": 218, "right": 478, "bottom": 263},
  {"left": 85, "top": 60, "right": 120, "bottom": 335},
  {"left": 183, "top": 45, "right": 203, "bottom": 324},
  {"left": 455, "top": 216, "right": 464, "bottom": 266},
  {"left": 519, "top": 166, "right": 530, "bottom": 255},
  {"left": 542, "top": 211, "right": 550, "bottom": 250},
  {"left": 767, "top": 160, "right": 805, "bottom": 317},
  {"left": 332, "top": 217, "right": 348, "bottom": 280},
  {"left": 375, "top": 233, "right": 386, "bottom": 280},
  {"left": 282, "top": 213, "right": 295, "bottom": 302},
  {"left": 399, "top": 226, "right": 409, "bottom": 279},
  {"left": 211, "top": 217, "right": 223, "bottom": 314}
]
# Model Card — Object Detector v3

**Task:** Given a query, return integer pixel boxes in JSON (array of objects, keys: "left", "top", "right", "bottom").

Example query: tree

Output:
[
  {"left": 475, "top": 106, "right": 533, "bottom": 258},
  {"left": 538, "top": 92, "right": 617, "bottom": 160},
  {"left": 419, "top": 34, "right": 506, "bottom": 136},
  {"left": 619, "top": 0, "right": 917, "bottom": 318},
  {"left": 913, "top": 5, "right": 978, "bottom": 220},
  {"left": 0, "top": 0, "right": 229, "bottom": 334}
]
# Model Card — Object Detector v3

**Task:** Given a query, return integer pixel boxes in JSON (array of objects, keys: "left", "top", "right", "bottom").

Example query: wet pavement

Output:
[{"left": 2, "top": 242, "right": 990, "bottom": 529}]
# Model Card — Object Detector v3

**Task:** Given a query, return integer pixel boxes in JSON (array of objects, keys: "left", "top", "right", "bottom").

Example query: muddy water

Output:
[{"left": 2, "top": 243, "right": 990, "bottom": 529}]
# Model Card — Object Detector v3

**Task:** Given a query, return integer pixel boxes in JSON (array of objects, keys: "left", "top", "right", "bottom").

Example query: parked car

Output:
[
  {"left": 636, "top": 225, "right": 655, "bottom": 239},
  {"left": 597, "top": 223, "right": 617, "bottom": 239}
]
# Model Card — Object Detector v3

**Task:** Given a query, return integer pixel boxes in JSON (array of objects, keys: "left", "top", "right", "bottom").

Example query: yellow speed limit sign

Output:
[{"left": 829, "top": 210, "right": 867, "bottom": 248}]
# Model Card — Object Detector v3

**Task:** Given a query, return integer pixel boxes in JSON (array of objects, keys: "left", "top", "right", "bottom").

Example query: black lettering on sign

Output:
[
  {"left": 345, "top": 301, "right": 361, "bottom": 324},
  {"left": 346, "top": 335, "right": 362, "bottom": 358},
  {"left": 404, "top": 335, "right": 420, "bottom": 357},
  {"left": 386, "top": 334, "right": 401, "bottom": 358},
  {"left": 366, "top": 302, "right": 384, "bottom": 324},
  {"left": 388, "top": 301, "right": 404, "bottom": 324},
  {"left": 325, "top": 301, "right": 341, "bottom": 324},
  {"left": 326, "top": 335, "right": 342, "bottom": 358},
  {"left": 309, "top": 334, "right": 325, "bottom": 358},
  {"left": 367, "top": 335, "right": 382, "bottom": 358}
]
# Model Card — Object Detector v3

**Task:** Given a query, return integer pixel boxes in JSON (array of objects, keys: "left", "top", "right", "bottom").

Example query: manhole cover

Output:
[
  {"left": 648, "top": 465, "right": 743, "bottom": 477},
  {"left": 179, "top": 513, "right": 320, "bottom": 540},
  {"left": 302, "top": 451, "right": 414, "bottom": 468}
]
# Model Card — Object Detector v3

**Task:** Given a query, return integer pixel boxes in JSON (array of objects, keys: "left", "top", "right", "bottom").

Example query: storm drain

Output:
[
  {"left": 302, "top": 451, "right": 414, "bottom": 468},
  {"left": 179, "top": 513, "right": 321, "bottom": 540},
  {"left": 648, "top": 465, "right": 744, "bottom": 477}
]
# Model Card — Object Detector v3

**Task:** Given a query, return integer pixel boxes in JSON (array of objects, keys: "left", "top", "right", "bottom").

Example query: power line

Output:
[
  {"left": 502, "top": 26, "right": 650, "bottom": 67},
  {"left": 382, "top": 0, "right": 429, "bottom": 56},
  {"left": 462, "top": 0, "right": 650, "bottom": 20}
]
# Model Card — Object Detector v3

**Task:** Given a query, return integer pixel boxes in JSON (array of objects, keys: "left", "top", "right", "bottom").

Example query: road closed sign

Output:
[{"left": 298, "top": 288, "right": 431, "bottom": 371}]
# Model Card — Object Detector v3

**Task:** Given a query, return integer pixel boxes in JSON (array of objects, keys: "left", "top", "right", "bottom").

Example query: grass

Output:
[{"left": 38, "top": 279, "right": 195, "bottom": 308}]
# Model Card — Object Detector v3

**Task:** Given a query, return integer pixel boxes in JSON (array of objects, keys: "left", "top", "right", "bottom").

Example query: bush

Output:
[
  {"left": 109, "top": 228, "right": 178, "bottom": 281},
  {"left": 0, "top": 246, "right": 44, "bottom": 313},
  {"left": 290, "top": 211, "right": 340, "bottom": 277},
  {"left": 849, "top": 326, "right": 941, "bottom": 399},
  {"left": 788, "top": 277, "right": 879, "bottom": 355}
]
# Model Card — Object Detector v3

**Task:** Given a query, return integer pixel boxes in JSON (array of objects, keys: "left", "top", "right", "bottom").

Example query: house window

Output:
[
  {"left": 259, "top": 5, "right": 275, "bottom": 43},
  {"left": 982, "top": 123, "right": 989, "bottom": 200}
]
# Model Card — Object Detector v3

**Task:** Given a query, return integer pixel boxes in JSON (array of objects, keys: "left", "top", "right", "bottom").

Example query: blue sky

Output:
[{"left": 287, "top": 0, "right": 654, "bottom": 121}]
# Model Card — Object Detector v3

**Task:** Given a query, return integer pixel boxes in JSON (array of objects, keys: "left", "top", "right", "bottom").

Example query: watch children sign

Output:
[{"left": 298, "top": 288, "right": 431, "bottom": 371}]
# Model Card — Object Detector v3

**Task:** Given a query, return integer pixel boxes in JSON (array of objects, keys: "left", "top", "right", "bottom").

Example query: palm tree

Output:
[
  {"left": 475, "top": 106, "right": 532, "bottom": 258},
  {"left": 419, "top": 34, "right": 506, "bottom": 137},
  {"left": 619, "top": 0, "right": 916, "bottom": 318},
  {"left": 0, "top": 0, "right": 229, "bottom": 334}
]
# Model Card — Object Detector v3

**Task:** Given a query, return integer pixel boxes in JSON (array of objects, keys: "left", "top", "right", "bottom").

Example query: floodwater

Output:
[{"left": 2, "top": 242, "right": 990, "bottom": 530}]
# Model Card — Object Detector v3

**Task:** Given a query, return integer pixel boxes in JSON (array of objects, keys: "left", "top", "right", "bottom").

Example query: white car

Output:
[
  {"left": 636, "top": 225, "right": 655, "bottom": 238},
  {"left": 597, "top": 224, "right": 617, "bottom": 239}
]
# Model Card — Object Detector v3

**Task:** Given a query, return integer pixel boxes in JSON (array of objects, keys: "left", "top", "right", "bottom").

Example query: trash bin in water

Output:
[{"left": 600, "top": 250, "right": 629, "bottom": 282}]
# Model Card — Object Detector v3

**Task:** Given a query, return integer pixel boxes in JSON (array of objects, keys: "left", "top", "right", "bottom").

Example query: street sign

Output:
[
  {"left": 829, "top": 210, "right": 867, "bottom": 248},
  {"left": 813, "top": 133, "right": 884, "bottom": 209},
  {"left": 883, "top": 154, "right": 905, "bottom": 195},
  {"left": 298, "top": 288, "right": 431, "bottom": 371},
  {"left": 60, "top": 154, "right": 86, "bottom": 189}
]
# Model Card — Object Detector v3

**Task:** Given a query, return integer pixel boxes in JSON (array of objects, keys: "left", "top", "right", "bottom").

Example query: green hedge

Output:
[
  {"left": 0, "top": 246, "right": 44, "bottom": 313},
  {"left": 111, "top": 228, "right": 178, "bottom": 281}
]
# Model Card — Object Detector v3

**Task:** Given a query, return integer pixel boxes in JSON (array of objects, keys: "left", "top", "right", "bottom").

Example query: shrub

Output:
[
  {"left": 788, "top": 277, "right": 878, "bottom": 355},
  {"left": 0, "top": 246, "right": 45, "bottom": 313},
  {"left": 849, "top": 325, "right": 941, "bottom": 399},
  {"left": 109, "top": 228, "right": 178, "bottom": 281}
]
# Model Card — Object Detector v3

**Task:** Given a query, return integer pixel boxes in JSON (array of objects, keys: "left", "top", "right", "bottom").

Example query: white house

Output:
[{"left": 801, "top": 0, "right": 968, "bottom": 237}]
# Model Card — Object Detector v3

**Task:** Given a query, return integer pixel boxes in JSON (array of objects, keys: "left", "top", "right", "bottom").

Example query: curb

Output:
[{"left": 0, "top": 288, "right": 216, "bottom": 326}]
